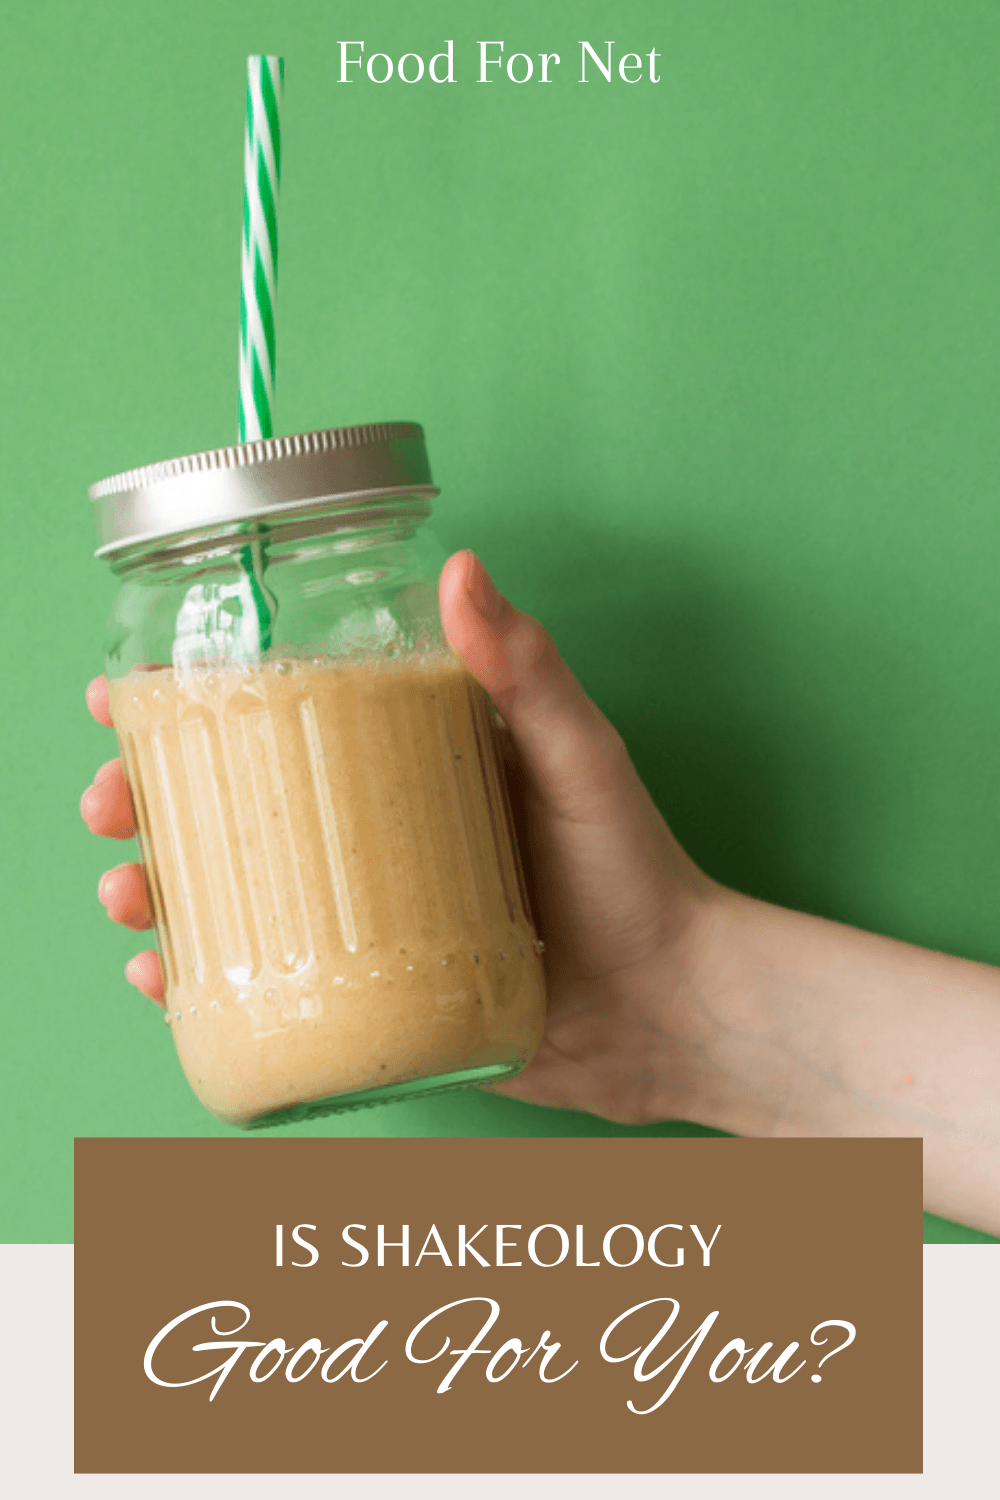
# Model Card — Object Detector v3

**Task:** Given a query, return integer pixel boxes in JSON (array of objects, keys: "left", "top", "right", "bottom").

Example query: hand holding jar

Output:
[
  {"left": 85, "top": 427, "right": 546, "bottom": 1126},
  {"left": 85, "top": 514, "right": 1000, "bottom": 1236}
]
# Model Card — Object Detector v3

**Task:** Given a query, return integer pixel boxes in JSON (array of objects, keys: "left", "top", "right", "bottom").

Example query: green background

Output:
[{"left": 1, "top": 0, "right": 996, "bottom": 1242}]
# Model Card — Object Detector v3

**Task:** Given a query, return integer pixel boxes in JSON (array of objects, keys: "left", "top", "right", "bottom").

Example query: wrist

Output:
[{"left": 641, "top": 882, "right": 801, "bottom": 1137}]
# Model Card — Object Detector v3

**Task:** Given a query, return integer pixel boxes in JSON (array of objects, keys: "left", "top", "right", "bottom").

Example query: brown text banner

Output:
[{"left": 74, "top": 1137, "right": 922, "bottom": 1473}]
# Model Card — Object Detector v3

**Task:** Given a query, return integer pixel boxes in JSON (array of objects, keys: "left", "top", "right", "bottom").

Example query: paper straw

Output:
[
  {"left": 239, "top": 55, "right": 283, "bottom": 442},
  {"left": 237, "top": 55, "right": 283, "bottom": 653}
]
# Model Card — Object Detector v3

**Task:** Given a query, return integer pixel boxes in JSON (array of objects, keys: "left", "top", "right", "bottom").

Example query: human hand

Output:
[
  {"left": 81, "top": 552, "right": 1000, "bottom": 1235},
  {"left": 81, "top": 551, "right": 722, "bottom": 1124},
  {"left": 444, "top": 548, "right": 1000, "bottom": 1233},
  {"left": 80, "top": 676, "right": 164, "bottom": 1001},
  {"left": 437, "top": 550, "right": 720, "bottom": 1124}
]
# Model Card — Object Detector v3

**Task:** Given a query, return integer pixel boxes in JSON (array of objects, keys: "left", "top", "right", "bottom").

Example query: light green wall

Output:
[{"left": 1, "top": 0, "right": 997, "bottom": 1242}]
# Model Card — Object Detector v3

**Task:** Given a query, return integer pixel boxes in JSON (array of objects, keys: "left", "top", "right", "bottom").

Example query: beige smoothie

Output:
[{"left": 109, "top": 654, "right": 546, "bottom": 1125}]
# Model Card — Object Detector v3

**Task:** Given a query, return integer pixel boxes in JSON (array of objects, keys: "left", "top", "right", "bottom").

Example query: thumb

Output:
[{"left": 438, "top": 551, "right": 628, "bottom": 821}]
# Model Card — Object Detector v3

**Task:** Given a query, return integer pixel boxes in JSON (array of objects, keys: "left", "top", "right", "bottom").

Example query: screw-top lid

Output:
[{"left": 89, "top": 422, "right": 438, "bottom": 558}]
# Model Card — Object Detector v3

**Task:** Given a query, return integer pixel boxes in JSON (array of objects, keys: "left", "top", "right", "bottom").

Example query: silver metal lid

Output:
[{"left": 89, "top": 422, "right": 438, "bottom": 558}]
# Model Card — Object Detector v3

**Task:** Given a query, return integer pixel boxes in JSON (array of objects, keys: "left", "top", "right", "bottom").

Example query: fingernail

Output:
[
  {"left": 80, "top": 787, "right": 97, "bottom": 820},
  {"left": 98, "top": 872, "right": 112, "bottom": 906},
  {"left": 465, "top": 553, "right": 503, "bottom": 623},
  {"left": 124, "top": 957, "right": 141, "bottom": 987}
]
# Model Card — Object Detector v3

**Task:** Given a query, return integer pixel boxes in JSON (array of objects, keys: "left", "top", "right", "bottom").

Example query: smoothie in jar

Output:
[
  {"left": 91, "top": 424, "right": 546, "bottom": 1125},
  {"left": 109, "top": 651, "right": 544, "bottom": 1124}
]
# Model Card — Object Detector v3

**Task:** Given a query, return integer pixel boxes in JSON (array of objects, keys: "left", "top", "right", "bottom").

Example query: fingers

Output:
[
  {"left": 125, "top": 951, "right": 166, "bottom": 1005},
  {"left": 97, "top": 863, "right": 164, "bottom": 1004},
  {"left": 439, "top": 551, "right": 629, "bottom": 821},
  {"left": 86, "top": 678, "right": 162, "bottom": 1003},
  {"left": 98, "top": 862, "right": 153, "bottom": 930},
  {"left": 86, "top": 675, "right": 113, "bottom": 727},
  {"left": 81, "top": 758, "right": 136, "bottom": 839}
]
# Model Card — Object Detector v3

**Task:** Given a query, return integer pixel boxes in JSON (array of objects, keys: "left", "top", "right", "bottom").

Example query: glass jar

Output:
[{"left": 90, "top": 424, "right": 546, "bottom": 1127}]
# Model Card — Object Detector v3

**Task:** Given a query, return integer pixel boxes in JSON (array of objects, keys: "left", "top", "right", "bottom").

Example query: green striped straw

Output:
[{"left": 238, "top": 54, "right": 284, "bottom": 652}]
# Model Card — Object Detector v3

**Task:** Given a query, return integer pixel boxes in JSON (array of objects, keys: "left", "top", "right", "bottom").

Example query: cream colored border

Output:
[{"left": 0, "top": 1245, "right": 995, "bottom": 1496}]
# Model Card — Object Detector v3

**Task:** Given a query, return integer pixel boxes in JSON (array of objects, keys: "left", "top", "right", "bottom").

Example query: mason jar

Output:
[{"left": 90, "top": 424, "right": 546, "bottom": 1127}]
